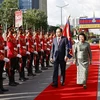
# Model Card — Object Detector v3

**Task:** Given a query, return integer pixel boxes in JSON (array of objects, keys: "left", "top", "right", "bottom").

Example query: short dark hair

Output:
[
  {"left": 56, "top": 27, "right": 63, "bottom": 33},
  {"left": 78, "top": 32, "right": 87, "bottom": 41}
]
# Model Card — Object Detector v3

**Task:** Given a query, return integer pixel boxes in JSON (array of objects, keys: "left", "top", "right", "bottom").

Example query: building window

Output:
[
  {"left": 19, "top": 0, "right": 32, "bottom": 9},
  {"left": 32, "top": 0, "right": 39, "bottom": 9}
]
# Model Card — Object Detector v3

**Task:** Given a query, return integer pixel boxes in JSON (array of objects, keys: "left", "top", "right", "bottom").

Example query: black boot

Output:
[
  {"left": 27, "top": 66, "right": 36, "bottom": 76},
  {"left": 9, "top": 76, "right": 17, "bottom": 86},
  {"left": 35, "top": 66, "right": 42, "bottom": 73},
  {"left": 8, "top": 72, "right": 17, "bottom": 86},
  {"left": 41, "top": 66, "right": 48, "bottom": 70},
  {"left": 27, "top": 73, "right": 36, "bottom": 76},
  {"left": 0, "top": 80, "right": 3, "bottom": 94},
  {"left": 11, "top": 70, "right": 17, "bottom": 86},
  {"left": 7, "top": 69, "right": 16, "bottom": 86},
  {"left": 19, "top": 71, "right": 26, "bottom": 82},
  {"left": 0, "top": 89, "right": 3, "bottom": 94},
  {"left": 0, "top": 80, "right": 8, "bottom": 92}
]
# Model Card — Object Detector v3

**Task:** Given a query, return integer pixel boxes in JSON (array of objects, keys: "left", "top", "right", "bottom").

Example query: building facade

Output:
[
  {"left": 32, "top": 0, "right": 39, "bottom": 9},
  {"left": 0, "top": 0, "right": 3, "bottom": 3},
  {"left": 19, "top": 0, "right": 47, "bottom": 14},
  {"left": 19, "top": 0, "right": 32, "bottom": 10},
  {"left": 38, "top": 0, "right": 47, "bottom": 14},
  {"left": 0, "top": 0, "right": 47, "bottom": 14},
  {"left": 70, "top": 18, "right": 79, "bottom": 28}
]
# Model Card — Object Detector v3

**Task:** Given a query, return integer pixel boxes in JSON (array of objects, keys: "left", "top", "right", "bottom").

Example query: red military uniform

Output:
[
  {"left": 43, "top": 37, "right": 48, "bottom": 51},
  {"left": 26, "top": 33, "right": 36, "bottom": 76},
  {"left": 0, "top": 34, "right": 9, "bottom": 93},
  {"left": 39, "top": 34, "right": 48, "bottom": 70},
  {"left": 48, "top": 35, "right": 53, "bottom": 50},
  {"left": 18, "top": 34, "right": 27, "bottom": 56},
  {"left": 18, "top": 33, "right": 29, "bottom": 81},
  {"left": 0, "top": 25, "right": 9, "bottom": 92},
  {"left": 0, "top": 36, "right": 5, "bottom": 60},
  {"left": 43, "top": 35, "right": 51, "bottom": 67},
  {"left": 26, "top": 34, "right": 34, "bottom": 53},
  {"left": 33, "top": 33, "right": 42, "bottom": 73},
  {"left": 7, "top": 30, "right": 19, "bottom": 86},
  {"left": 7, "top": 34, "right": 18, "bottom": 58},
  {"left": 34, "top": 34, "right": 41, "bottom": 52}
]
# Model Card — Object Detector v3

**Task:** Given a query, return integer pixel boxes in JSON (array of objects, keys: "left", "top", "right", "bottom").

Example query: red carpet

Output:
[
  {"left": 34, "top": 46, "right": 99, "bottom": 100},
  {"left": 90, "top": 44, "right": 99, "bottom": 50}
]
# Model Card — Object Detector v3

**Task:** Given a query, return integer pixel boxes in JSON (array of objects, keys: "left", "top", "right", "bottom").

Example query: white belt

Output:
[
  {"left": 14, "top": 48, "right": 17, "bottom": 50},
  {"left": 0, "top": 50, "right": 4, "bottom": 53},
  {"left": 22, "top": 46, "right": 26, "bottom": 49}
]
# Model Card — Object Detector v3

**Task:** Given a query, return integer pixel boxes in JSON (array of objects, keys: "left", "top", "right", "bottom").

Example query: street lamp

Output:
[{"left": 56, "top": 4, "right": 69, "bottom": 26}]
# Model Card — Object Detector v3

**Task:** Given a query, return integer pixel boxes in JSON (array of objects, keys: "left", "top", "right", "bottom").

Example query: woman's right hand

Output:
[
  {"left": 89, "top": 60, "right": 92, "bottom": 65},
  {"left": 50, "top": 58, "right": 54, "bottom": 63},
  {"left": 73, "top": 59, "right": 76, "bottom": 64}
]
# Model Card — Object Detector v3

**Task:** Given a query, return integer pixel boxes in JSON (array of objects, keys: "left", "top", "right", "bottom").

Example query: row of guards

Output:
[
  {"left": 0, "top": 16, "right": 73, "bottom": 93},
  {"left": 0, "top": 25, "right": 56, "bottom": 94}
]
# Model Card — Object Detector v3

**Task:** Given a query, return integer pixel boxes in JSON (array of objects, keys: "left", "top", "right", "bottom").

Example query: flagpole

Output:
[{"left": 68, "top": 15, "right": 71, "bottom": 21}]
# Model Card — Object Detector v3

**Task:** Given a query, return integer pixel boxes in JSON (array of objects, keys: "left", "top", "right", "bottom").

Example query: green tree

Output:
[
  {"left": 0, "top": 0, "right": 47, "bottom": 31},
  {"left": 0, "top": 0, "right": 18, "bottom": 30},
  {"left": 75, "top": 26, "right": 80, "bottom": 34},
  {"left": 23, "top": 9, "right": 47, "bottom": 31}
]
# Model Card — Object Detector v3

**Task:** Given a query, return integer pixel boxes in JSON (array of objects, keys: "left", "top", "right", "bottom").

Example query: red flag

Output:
[{"left": 63, "top": 16, "right": 73, "bottom": 57}]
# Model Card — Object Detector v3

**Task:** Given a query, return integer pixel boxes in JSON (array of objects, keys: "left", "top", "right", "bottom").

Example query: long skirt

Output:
[{"left": 77, "top": 59, "right": 89, "bottom": 84}]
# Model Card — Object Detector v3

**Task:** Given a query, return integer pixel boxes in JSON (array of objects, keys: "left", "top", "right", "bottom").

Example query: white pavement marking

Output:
[
  {"left": 0, "top": 92, "right": 40, "bottom": 97},
  {"left": 0, "top": 95, "right": 35, "bottom": 100},
  {"left": 41, "top": 82, "right": 50, "bottom": 85}
]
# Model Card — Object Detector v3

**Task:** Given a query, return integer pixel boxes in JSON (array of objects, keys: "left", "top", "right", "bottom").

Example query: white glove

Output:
[
  {"left": 4, "top": 46, "right": 9, "bottom": 50},
  {"left": 49, "top": 44, "right": 51, "bottom": 46},
  {"left": 26, "top": 51, "right": 30, "bottom": 55},
  {"left": 41, "top": 49, "right": 44, "bottom": 52},
  {"left": 39, "top": 44, "right": 41, "bottom": 46},
  {"left": 50, "top": 40, "right": 52, "bottom": 42},
  {"left": 32, "top": 45, "right": 34, "bottom": 48},
  {"left": 22, "top": 46, "right": 26, "bottom": 49},
  {"left": 3, "top": 57, "right": 9, "bottom": 62},
  {"left": 47, "top": 42, "right": 50, "bottom": 44},
  {"left": 47, "top": 48, "right": 50, "bottom": 51},
  {"left": 34, "top": 42, "right": 37, "bottom": 45},
  {"left": 34, "top": 51, "right": 38, "bottom": 54},
  {"left": 17, "top": 44, "right": 20, "bottom": 48},
  {"left": 41, "top": 42, "right": 43, "bottom": 44},
  {"left": 26, "top": 42, "right": 29, "bottom": 45},
  {"left": 44, "top": 43, "right": 47, "bottom": 46},
  {"left": 17, "top": 54, "right": 22, "bottom": 58},
  {"left": 14, "top": 48, "right": 17, "bottom": 51}
]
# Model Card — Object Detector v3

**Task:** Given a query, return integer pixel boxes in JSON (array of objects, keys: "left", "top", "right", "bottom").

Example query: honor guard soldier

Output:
[
  {"left": 34, "top": 32, "right": 42, "bottom": 73},
  {"left": 39, "top": 33, "right": 48, "bottom": 70},
  {"left": 0, "top": 25, "right": 9, "bottom": 93},
  {"left": 7, "top": 28, "right": 21, "bottom": 86},
  {"left": 44, "top": 34, "right": 51, "bottom": 67},
  {"left": 26, "top": 28, "right": 36, "bottom": 76},
  {"left": 17, "top": 27, "right": 29, "bottom": 81},
  {"left": 48, "top": 33, "right": 53, "bottom": 50}
]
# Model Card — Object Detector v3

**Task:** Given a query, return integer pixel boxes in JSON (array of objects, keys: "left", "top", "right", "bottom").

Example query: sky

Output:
[{"left": 47, "top": 0, "right": 100, "bottom": 26}]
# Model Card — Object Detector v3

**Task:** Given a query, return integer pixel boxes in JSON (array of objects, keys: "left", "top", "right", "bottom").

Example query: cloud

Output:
[
  {"left": 47, "top": 0, "right": 61, "bottom": 25},
  {"left": 47, "top": 0, "right": 100, "bottom": 26}
]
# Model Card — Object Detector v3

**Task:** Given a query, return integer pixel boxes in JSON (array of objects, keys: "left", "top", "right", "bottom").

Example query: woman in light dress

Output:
[{"left": 73, "top": 32, "right": 92, "bottom": 89}]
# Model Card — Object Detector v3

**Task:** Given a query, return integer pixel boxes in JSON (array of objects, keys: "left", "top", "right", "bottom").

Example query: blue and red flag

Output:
[{"left": 63, "top": 16, "right": 73, "bottom": 58}]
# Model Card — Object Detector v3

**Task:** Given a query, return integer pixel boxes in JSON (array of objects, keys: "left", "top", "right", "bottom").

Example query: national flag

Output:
[{"left": 63, "top": 16, "right": 73, "bottom": 58}]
